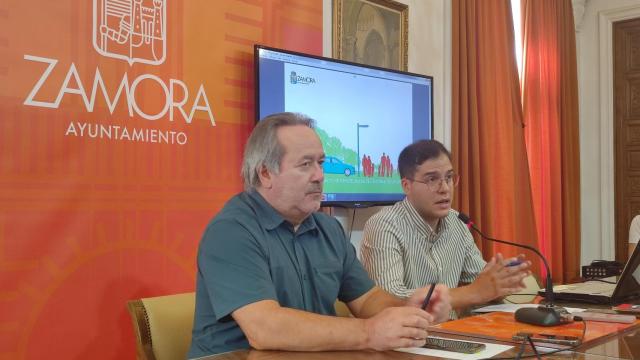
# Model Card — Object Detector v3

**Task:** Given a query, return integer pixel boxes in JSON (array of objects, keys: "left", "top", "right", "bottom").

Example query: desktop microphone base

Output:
[{"left": 515, "top": 306, "right": 571, "bottom": 327}]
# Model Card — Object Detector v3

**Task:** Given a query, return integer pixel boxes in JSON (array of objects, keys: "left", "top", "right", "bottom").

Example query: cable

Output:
[
  {"left": 348, "top": 208, "right": 356, "bottom": 242},
  {"left": 526, "top": 336, "right": 541, "bottom": 360},
  {"left": 514, "top": 337, "right": 527, "bottom": 360},
  {"left": 491, "top": 319, "right": 587, "bottom": 360},
  {"left": 502, "top": 294, "right": 539, "bottom": 296},
  {"left": 502, "top": 294, "right": 540, "bottom": 305},
  {"left": 577, "top": 317, "right": 588, "bottom": 339}
]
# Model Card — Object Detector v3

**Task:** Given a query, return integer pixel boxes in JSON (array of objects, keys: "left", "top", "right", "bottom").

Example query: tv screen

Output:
[{"left": 255, "top": 45, "right": 433, "bottom": 207}]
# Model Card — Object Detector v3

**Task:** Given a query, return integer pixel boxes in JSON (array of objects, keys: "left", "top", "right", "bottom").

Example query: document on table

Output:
[
  {"left": 395, "top": 338, "right": 512, "bottom": 360},
  {"left": 471, "top": 303, "right": 586, "bottom": 314}
]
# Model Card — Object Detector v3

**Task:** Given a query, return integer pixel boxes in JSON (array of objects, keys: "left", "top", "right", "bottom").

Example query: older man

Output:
[{"left": 188, "top": 113, "right": 451, "bottom": 358}]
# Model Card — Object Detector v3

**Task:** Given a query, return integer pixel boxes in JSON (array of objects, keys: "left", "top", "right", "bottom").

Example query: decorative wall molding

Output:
[
  {"left": 573, "top": 0, "right": 587, "bottom": 31},
  {"left": 599, "top": 4, "right": 640, "bottom": 259}
]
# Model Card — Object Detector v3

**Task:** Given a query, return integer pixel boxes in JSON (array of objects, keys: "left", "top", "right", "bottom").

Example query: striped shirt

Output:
[{"left": 360, "top": 198, "right": 486, "bottom": 300}]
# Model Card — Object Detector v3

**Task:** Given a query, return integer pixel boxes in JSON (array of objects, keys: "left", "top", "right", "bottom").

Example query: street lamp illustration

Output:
[{"left": 357, "top": 123, "right": 369, "bottom": 176}]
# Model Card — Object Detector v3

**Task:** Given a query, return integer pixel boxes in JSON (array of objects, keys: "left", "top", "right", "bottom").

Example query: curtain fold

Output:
[
  {"left": 452, "top": 0, "right": 541, "bottom": 277},
  {"left": 521, "top": 0, "right": 581, "bottom": 283}
]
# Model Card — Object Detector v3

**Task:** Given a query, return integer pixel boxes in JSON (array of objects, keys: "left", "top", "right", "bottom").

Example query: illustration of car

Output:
[{"left": 323, "top": 156, "right": 355, "bottom": 176}]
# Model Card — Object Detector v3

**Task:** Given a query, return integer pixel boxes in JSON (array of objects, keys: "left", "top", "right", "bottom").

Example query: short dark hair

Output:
[{"left": 398, "top": 140, "right": 452, "bottom": 179}]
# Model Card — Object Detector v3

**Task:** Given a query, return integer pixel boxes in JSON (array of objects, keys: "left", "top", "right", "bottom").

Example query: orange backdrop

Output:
[{"left": 0, "top": 1, "right": 322, "bottom": 358}]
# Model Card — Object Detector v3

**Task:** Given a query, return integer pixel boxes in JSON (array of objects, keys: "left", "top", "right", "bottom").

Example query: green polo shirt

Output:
[{"left": 188, "top": 191, "right": 375, "bottom": 358}]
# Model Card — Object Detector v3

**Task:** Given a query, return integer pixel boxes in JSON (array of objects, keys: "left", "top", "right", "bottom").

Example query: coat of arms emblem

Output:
[{"left": 93, "top": 0, "right": 166, "bottom": 65}]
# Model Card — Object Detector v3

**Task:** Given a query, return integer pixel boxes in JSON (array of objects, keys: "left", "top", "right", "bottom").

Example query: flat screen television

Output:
[{"left": 254, "top": 45, "right": 433, "bottom": 207}]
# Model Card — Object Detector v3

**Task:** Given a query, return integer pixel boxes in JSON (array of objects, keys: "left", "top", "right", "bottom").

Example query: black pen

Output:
[{"left": 421, "top": 283, "right": 436, "bottom": 310}]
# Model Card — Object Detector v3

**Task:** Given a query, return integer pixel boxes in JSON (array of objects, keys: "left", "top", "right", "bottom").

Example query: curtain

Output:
[
  {"left": 521, "top": 0, "right": 581, "bottom": 283},
  {"left": 451, "top": 0, "right": 541, "bottom": 277}
]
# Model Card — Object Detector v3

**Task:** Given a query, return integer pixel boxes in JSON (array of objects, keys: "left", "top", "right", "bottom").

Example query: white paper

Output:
[
  {"left": 395, "top": 337, "right": 512, "bottom": 360},
  {"left": 471, "top": 303, "right": 586, "bottom": 314}
]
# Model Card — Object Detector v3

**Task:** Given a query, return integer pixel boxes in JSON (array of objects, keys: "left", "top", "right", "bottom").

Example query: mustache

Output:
[{"left": 307, "top": 184, "right": 323, "bottom": 193}]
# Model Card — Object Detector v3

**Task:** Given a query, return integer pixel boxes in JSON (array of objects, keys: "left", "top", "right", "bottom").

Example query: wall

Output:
[
  {"left": 0, "top": 1, "right": 322, "bottom": 358},
  {"left": 322, "top": 0, "right": 452, "bottom": 253},
  {"left": 577, "top": 0, "right": 640, "bottom": 264},
  {"left": 324, "top": 0, "right": 640, "bottom": 268}
]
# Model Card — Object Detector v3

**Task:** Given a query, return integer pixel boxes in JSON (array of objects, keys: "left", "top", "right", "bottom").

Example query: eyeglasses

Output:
[{"left": 407, "top": 173, "right": 460, "bottom": 191}]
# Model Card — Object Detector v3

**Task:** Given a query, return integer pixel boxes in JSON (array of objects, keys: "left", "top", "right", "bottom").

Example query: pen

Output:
[
  {"left": 507, "top": 260, "right": 523, "bottom": 267},
  {"left": 421, "top": 283, "right": 436, "bottom": 310}
]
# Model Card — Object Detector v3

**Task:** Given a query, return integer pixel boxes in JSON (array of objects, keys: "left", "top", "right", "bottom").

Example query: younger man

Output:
[{"left": 361, "top": 140, "right": 530, "bottom": 314}]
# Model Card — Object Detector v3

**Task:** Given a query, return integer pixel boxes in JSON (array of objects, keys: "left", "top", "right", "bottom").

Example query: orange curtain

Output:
[
  {"left": 521, "top": 0, "right": 581, "bottom": 283},
  {"left": 452, "top": 0, "right": 541, "bottom": 277}
]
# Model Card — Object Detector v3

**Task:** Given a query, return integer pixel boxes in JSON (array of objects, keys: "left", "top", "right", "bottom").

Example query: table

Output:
[
  {"left": 197, "top": 326, "right": 640, "bottom": 360},
  {"left": 196, "top": 299, "right": 640, "bottom": 360}
]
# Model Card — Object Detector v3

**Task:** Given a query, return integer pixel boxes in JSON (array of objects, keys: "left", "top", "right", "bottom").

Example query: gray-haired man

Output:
[{"left": 188, "top": 112, "right": 451, "bottom": 358}]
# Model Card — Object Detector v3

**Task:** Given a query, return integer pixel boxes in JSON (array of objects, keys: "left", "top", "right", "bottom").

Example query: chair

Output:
[
  {"left": 127, "top": 292, "right": 195, "bottom": 360},
  {"left": 127, "top": 293, "right": 350, "bottom": 360}
]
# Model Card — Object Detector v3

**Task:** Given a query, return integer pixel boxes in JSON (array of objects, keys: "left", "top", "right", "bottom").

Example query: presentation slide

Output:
[{"left": 283, "top": 63, "right": 412, "bottom": 196}]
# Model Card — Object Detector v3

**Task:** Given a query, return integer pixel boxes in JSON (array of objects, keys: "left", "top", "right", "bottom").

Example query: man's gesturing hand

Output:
[{"left": 473, "top": 253, "right": 532, "bottom": 302}]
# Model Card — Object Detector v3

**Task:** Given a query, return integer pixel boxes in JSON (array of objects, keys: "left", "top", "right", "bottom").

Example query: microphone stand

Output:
[{"left": 457, "top": 213, "right": 570, "bottom": 326}]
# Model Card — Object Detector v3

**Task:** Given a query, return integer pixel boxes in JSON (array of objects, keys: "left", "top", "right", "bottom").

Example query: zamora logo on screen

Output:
[
  {"left": 22, "top": 0, "right": 215, "bottom": 146},
  {"left": 289, "top": 71, "right": 317, "bottom": 85}
]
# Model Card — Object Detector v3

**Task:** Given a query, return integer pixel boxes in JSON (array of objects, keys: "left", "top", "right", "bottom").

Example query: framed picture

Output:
[{"left": 333, "top": 0, "right": 408, "bottom": 71}]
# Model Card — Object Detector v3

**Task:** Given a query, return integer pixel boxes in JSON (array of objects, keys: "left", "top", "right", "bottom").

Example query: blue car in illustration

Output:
[{"left": 323, "top": 156, "right": 355, "bottom": 176}]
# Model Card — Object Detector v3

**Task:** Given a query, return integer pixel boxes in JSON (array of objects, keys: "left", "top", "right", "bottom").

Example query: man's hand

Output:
[
  {"left": 407, "top": 285, "right": 451, "bottom": 323},
  {"left": 363, "top": 306, "right": 433, "bottom": 350},
  {"left": 472, "top": 253, "right": 531, "bottom": 303}
]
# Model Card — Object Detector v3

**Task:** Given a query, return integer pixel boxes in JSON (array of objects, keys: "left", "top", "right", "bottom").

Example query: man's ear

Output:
[
  {"left": 257, "top": 165, "right": 273, "bottom": 189},
  {"left": 401, "top": 178, "right": 411, "bottom": 194}
]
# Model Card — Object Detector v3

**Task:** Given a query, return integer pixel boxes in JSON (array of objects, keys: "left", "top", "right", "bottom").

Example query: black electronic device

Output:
[
  {"left": 457, "top": 212, "right": 569, "bottom": 326},
  {"left": 511, "top": 306, "right": 572, "bottom": 326},
  {"left": 582, "top": 260, "right": 624, "bottom": 279},
  {"left": 422, "top": 337, "right": 486, "bottom": 354},
  {"left": 540, "top": 244, "right": 640, "bottom": 305},
  {"left": 255, "top": 45, "right": 434, "bottom": 208}
]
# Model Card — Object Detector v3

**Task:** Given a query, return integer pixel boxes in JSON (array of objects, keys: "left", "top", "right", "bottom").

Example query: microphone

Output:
[{"left": 457, "top": 212, "right": 570, "bottom": 326}]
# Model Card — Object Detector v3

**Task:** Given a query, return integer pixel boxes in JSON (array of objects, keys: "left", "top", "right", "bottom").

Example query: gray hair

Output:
[{"left": 242, "top": 112, "right": 315, "bottom": 191}]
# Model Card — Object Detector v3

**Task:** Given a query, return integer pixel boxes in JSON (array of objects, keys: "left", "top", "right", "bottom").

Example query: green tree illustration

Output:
[{"left": 315, "top": 127, "right": 358, "bottom": 167}]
